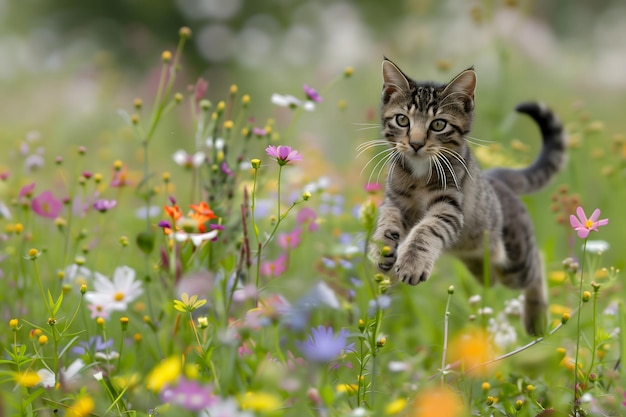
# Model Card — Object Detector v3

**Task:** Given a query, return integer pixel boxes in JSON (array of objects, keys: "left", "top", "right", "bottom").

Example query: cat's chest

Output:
[{"left": 387, "top": 177, "right": 430, "bottom": 223}]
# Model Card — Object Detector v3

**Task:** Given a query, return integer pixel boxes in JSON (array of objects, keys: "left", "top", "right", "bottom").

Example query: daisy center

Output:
[
  {"left": 114, "top": 292, "right": 125, "bottom": 302},
  {"left": 585, "top": 220, "right": 594, "bottom": 229}
]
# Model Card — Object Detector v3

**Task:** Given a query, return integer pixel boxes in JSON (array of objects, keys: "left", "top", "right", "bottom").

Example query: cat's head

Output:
[{"left": 380, "top": 59, "right": 476, "bottom": 177}]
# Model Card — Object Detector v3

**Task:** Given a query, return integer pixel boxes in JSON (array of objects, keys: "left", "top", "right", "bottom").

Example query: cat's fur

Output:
[{"left": 369, "top": 59, "right": 565, "bottom": 335}]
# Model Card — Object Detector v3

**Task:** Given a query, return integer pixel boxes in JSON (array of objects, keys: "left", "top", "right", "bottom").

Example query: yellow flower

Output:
[
  {"left": 239, "top": 391, "right": 281, "bottom": 412},
  {"left": 67, "top": 396, "right": 95, "bottom": 417},
  {"left": 336, "top": 383, "right": 358, "bottom": 395},
  {"left": 173, "top": 293, "right": 207, "bottom": 313},
  {"left": 14, "top": 371, "right": 41, "bottom": 387},
  {"left": 385, "top": 398, "right": 407, "bottom": 415},
  {"left": 146, "top": 356, "right": 181, "bottom": 391}
]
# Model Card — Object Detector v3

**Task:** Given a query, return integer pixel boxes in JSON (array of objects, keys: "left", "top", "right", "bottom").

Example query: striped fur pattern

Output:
[{"left": 368, "top": 59, "right": 566, "bottom": 335}]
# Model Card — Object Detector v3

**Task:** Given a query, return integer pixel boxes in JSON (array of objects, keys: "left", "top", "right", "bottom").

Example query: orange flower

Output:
[
  {"left": 449, "top": 327, "right": 498, "bottom": 377},
  {"left": 410, "top": 386, "right": 465, "bottom": 417},
  {"left": 164, "top": 205, "right": 183, "bottom": 222},
  {"left": 189, "top": 202, "right": 217, "bottom": 232}
]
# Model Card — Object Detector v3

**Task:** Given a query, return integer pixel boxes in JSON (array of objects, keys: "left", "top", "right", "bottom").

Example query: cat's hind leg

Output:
[{"left": 490, "top": 179, "right": 548, "bottom": 336}]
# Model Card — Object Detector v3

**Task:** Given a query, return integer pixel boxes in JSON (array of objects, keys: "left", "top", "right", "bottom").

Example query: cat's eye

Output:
[
  {"left": 395, "top": 114, "right": 410, "bottom": 127},
  {"left": 429, "top": 119, "right": 447, "bottom": 132}
]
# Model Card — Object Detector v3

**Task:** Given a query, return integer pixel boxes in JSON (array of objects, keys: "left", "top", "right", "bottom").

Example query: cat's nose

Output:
[{"left": 409, "top": 141, "right": 424, "bottom": 152}]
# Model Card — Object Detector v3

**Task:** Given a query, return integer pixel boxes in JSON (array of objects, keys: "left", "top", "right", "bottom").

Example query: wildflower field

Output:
[{"left": 2, "top": 2, "right": 626, "bottom": 416}]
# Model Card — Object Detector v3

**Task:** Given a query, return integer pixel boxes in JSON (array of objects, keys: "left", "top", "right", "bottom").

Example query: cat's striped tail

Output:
[{"left": 487, "top": 102, "right": 566, "bottom": 195}]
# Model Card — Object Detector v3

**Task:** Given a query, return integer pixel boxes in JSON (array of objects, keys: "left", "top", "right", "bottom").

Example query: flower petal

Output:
[{"left": 575, "top": 206, "right": 587, "bottom": 223}]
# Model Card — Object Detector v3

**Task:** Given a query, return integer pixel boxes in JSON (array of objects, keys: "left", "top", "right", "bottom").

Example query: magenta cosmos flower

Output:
[
  {"left": 31, "top": 190, "right": 62, "bottom": 218},
  {"left": 265, "top": 145, "right": 303, "bottom": 166},
  {"left": 569, "top": 206, "right": 608, "bottom": 239},
  {"left": 303, "top": 84, "right": 322, "bottom": 103}
]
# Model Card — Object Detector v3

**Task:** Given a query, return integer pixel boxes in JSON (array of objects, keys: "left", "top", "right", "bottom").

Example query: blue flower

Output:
[{"left": 296, "top": 325, "right": 349, "bottom": 363}]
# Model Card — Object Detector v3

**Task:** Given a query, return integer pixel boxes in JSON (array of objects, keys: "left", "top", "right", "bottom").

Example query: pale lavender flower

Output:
[
  {"left": 93, "top": 199, "right": 117, "bottom": 213},
  {"left": 296, "top": 325, "right": 349, "bottom": 363},
  {"left": 72, "top": 335, "right": 113, "bottom": 355},
  {"left": 160, "top": 378, "right": 216, "bottom": 411}
]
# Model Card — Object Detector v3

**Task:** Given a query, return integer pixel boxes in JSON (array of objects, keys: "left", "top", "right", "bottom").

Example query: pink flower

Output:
[
  {"left": 569, "top": 206, "right": 608, "bottom": 239},
  {"left": 278, "top": 228, "right": 302, "bottom": 249},
  {"left": 19, "top": 182, "right": 36, "bottom": 198},
  {"left": 265, "top": 145, "right": 303, "bottom": 166},
  {"left": 260, "top": 253, "right": 288, "bottom": 277},
  {"left": 364, "top": 182, "right": 382, "bottom": 193},
  {"left": 194, "top": 77, "right": 209, "bottom": 102},
  {"left": 297, "top": 207, "right": 319, "bottom": 232},
  {"left": 31, "top": 190, "right": 62, "bottom": 218}
]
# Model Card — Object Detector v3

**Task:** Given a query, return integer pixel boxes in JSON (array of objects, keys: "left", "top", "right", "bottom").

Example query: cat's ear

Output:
[
  {"left": 382, "top": 59, "right": 410, "bottom": 102},
  {"left": 442, "top": 68, "right": 476, "bottom": 111}
]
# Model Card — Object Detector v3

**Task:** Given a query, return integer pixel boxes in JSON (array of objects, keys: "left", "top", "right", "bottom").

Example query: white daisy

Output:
[
  {"left": 38, "top": 359, "right": 84, "bottom": 388},
  {"left": 84, "top": 266, "right": 143, "bottom": 313},
  {"left": 172, "top": 150, "right": 206, "bottom": 168}
]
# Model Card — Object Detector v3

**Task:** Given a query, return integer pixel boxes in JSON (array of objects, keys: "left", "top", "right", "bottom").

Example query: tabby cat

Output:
[{"left": 368, "top": 59, "right": 565, "bottom": 336}]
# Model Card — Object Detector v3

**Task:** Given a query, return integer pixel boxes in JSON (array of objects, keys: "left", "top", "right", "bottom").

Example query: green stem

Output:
[
  {"left": 573, "top": 238, "right": 588, "bottom": 409},
  {"left": 441, "top": 289, "right": 453, "bottom": 386}
]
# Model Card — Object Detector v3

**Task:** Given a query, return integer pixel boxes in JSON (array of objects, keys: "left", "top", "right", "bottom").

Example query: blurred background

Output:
[{"left": 1, "top": 0, "right": 625, "bottom": 267}]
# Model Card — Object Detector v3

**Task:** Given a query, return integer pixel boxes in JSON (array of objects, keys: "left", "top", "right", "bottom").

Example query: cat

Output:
[{"left": 367, "top": 59, "right": 565, "bottom": 336}]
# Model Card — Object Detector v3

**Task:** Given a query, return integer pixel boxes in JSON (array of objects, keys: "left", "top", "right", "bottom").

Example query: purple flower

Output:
[
  {"left": 221, "top": 161, "right": 233, "bottom": 176},
  {"left": 296, "top": 325, "right": 349, "bottom": 363},
  {"left": 31, "top": 190, "right": 62, "bottom": 218},
  {"left": 93, "top": 199, "right": 117, "bottom": 213},
  {"left": 72, "top": 335, "right": 114, "bottom": 355},
  {"left": 569, "top": 206, "right": 608, "bottom": 239},
  {"left": 303, "top": 84, "right": 322, "bottom": 103},
  {"left": 160, "top": 378, "right": 216, "bottom": 411},
  {"left": 265, "top": 145, "right": 303, "bottom": 166}
]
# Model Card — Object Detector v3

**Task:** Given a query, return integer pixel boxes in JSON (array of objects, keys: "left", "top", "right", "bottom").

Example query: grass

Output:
[{"left": 0, "top": 19, "right": 625, "bottom": 417}]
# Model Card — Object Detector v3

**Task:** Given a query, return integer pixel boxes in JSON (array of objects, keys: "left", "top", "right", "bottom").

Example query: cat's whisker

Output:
[
  {"left": 353, "top": 122, "right": 382, "bottom": 132},
  {"left": 380, "top": 151, "right": 402, "bottom": 184},
  {"left": 438, "top": 153, "right": 461, "bottom": 190},
  {"left": 356, "top": 144, "right": 389, "bottom": 157},
  {"left": 356, "top": 139, "right": 389, "bottom": 156},
  {"left": 431, "top": 155, "right": 447, "bottom": 190},
  {"left": 439, "top": 148, "right": 473, "bottom": 182},
  {"left": 388, "top": 152, "right": 402, "bottom": 180},
  {"left": 426, "top": 156, "right": 434, "bottom": 184},
  {"left": 360, "top": 147, "right": 396, "bottom": 177},
  {"left": 464, "top": 135, "right": 493, "bottom": 147},
  {"left": 368, "top": 150, "right": 397, "bottom": 185}
]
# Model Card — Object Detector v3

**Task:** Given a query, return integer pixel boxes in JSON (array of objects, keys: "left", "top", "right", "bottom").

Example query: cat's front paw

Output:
[
  {"left": 370, "top": 229, "right": 401, "bottom": 274},
  {"left": 394, "top": 244, "right": 434, "bottom": 285}
]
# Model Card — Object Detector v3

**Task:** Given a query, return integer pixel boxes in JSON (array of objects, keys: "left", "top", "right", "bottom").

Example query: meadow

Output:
[{"left": 1, "top": 3, "right": 626, "bottom": 416}]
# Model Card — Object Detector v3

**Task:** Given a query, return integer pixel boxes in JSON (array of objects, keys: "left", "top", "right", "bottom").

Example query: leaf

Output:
[{"left": 52, "top": 291, "right": 64, "bottom": 315}]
